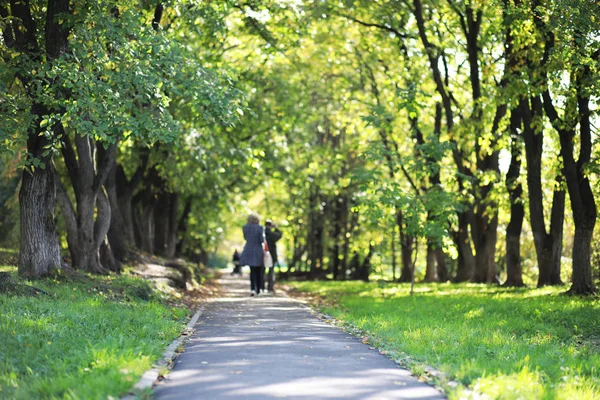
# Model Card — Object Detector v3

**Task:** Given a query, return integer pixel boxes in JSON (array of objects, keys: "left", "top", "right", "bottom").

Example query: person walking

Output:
[
  {"left": 264, "top": 219, "right": 282, "bottom": 293},
  {"left": 240, "top": 212, "right": 265, "bottom": 296},
  {"left": 231, "top": 249, "right": 241, "bottom": 275}
]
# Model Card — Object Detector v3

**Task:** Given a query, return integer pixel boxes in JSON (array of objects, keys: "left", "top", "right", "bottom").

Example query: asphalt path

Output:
[{"left": 153, "top": 274, "right": 445, "bottom": 400}]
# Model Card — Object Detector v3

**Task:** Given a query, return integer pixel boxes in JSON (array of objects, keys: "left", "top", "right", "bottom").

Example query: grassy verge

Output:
[
  {"left": 286, "top": 281, "right": 600, "bottom": 400},
  {"left": 0, "top": 265, "right": 190, "bottom": 399}
]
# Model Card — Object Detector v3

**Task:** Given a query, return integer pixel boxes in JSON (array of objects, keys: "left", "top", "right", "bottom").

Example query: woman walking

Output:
[{"left": 240, "top": 212, "right": 264, "bottom": 296}]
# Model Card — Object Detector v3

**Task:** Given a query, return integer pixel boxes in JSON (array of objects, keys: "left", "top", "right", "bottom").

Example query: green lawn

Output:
[
  {"left": 287, "top": 281, "right": 600, "bottom": 400},
  {"left": 0, "top": 266, "right": 189, "bottom": 399}
]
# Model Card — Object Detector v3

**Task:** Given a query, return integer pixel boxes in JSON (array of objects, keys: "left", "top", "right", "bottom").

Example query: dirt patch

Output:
[{"left": 180, "top": 272, "right": 223, "bottom": 309}]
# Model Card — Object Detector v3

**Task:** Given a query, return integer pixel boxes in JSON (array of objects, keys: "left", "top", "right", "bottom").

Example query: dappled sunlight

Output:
[{"left": 155, "top": 275, "right": 444, "bottom": 399}]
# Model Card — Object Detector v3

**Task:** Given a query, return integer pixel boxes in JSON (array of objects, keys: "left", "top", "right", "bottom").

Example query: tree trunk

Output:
[
  {"left": 153, "top": 191, "right": 170, "bottom": 256},
  {"left": 520, "top": 97, "right": 565, "bottom": 286},
  {"left": 391, "top": 224, "right": 397, "bottom": 281},
  {"left": 329, "top": 195, "right": 347, "bottom": 280},
  {"left": 175, "top": 197, "right": 192, "bottom": 257},
  {"left": 166, "top": 193, "right": 179, "bottom": 258},
  {"left": 473, "top": 213, "right": 499, "bottom": 284},
  {"left": 105, "top": 161, "right": 128, "bottom": 262},
  {"left": 5, "top": 0, "right": 71, "bottom": 278},
  {"left": 424, "top": 242, "right": 437, "bottom": 282},
  {"left": 57, "top": 134, "right": 117, "bottom": 274},
  {"left": 435, "top": 247, "right": 448, "bottom": 282},
  {"left": 116, "top": 166, "right": 136, "bottom": 246},
  {"left": 307, "top": 186, "right": 325, "bottom": 279},
  {"left": 570, "top": 227, "right": 595, "bottom": 294},
  {"left": 454, "top": 212, "right": 476, "bottom": 282},
  {"left": 504, "top": 108, "right": 525, "bottom": 287},
  {"left": 140, "top": 201, "right": 155, "bottom": 254},
  {"left": 397, "top": 210, "right": 414, "bottom": 282},
  {"left": 19, "top": 166, "right": 62, "bottom": 277},
  {"left": 399, "top": 235, "right": 414, "bottom": 283}
]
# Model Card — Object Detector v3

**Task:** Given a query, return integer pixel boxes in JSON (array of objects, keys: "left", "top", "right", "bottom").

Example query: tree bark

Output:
[
  {"left": 104, "top": 158, "right": 128, "bottom": 262},
  {"left": 391, "top": 224, "right": 397, "bottom": 281},
  {"left": 115, "top": 148, "right": 149, "bottom": 247},
  {"left": 454, "top": 211, "right": 476, "bottom": 282},
  {"left": 424, "top": 242, "right": 437, "bottom": 282},
  {"left": 153, "top": 191, "right": 171, "bottom": 256},
  {"left": 397, "top": 211, "right": 414, "bottom": 283},
  {"left": 435, "top": 247, "right": 448, "bottom": 282},
  {"left": 166, "top": 192, "right": 179, "bottom": 258},
  {"left": 520, "top": 97, "right": 565, "bottom": 287},
  {"left": 504, "top": 108, "right": 525, "bottom": 286},
  {"left": 19, "top": 165, "right": 62, "bottom": 277},
  {"left": 175, "top": 197, "right": 193, "bottom": 257},
  {"left": 57, "top": 134, "right": 117, "bottom": 274}
]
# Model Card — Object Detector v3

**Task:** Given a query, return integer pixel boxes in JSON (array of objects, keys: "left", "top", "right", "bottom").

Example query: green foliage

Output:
[
  {"left": 0, "top": 0, "right": 245, "bottom": 166},
  {"left": 0, "top": 271, "right": 189, "bottom": 399},
  {"left": 289, "top": 281, "right": 600, "bottom": 400}
]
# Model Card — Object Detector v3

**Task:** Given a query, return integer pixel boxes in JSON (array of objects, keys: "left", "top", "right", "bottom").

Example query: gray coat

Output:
[{"left": 240, "top": 224, "right": 264, "bottom": 267}]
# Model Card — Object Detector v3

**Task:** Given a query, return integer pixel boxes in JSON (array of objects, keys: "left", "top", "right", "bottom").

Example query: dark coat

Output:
[
  {"left": 265, "top": 226, "right": 282, "bottom": 263},
  {"left": 240, "top": 224, "right": 264, "bottom": 267}
]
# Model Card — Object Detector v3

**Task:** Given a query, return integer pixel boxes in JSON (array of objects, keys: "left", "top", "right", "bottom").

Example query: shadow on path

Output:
[{"left": 154, "top": 275, "right": 445, "bottom": 399}]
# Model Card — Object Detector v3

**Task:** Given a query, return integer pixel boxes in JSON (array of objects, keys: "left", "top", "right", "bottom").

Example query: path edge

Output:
[
  {"left": 279, "top": 285, "right": 453, "bottom": 397},
  {"left": 121, "top": 306, "right": 204, "bottom": 400}
]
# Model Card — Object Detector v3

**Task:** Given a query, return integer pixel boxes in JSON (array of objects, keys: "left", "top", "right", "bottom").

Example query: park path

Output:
[{"left": 153, "top": 274, "right": 445, "bottom": 400}]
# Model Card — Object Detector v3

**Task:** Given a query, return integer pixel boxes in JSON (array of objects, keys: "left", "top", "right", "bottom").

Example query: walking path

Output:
[{"left": 154, "top": 274, "right": 445, "bottom": 400}]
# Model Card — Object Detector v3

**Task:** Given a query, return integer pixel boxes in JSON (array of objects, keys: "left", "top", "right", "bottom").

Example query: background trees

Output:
[{"left": 0, "top": 0, "right": 598, "bottom": 294}]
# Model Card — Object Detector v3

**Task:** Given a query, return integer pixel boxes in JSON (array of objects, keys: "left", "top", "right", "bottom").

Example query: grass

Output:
[
  {"left": 287, "top": 281, "right": 600, "bottom": 400},
  {"left": 0, "top": 265, "right": 190, "bottom": 400}
]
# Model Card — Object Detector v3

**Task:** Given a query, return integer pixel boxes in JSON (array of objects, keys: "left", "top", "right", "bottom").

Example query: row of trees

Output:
[
  {"left": 0, "top": 0, "right": 260, "bottom": 277},
  {"left": 215, "top": 0, "right": 599, "bottom": 294},
  {"left": 1, "top": 0, "right": 599, "bottom": 295}
]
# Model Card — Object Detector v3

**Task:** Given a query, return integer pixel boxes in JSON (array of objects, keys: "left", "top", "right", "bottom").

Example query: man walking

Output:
[{"left": 264, "top": 219, "right": 282, "bottom": 293}]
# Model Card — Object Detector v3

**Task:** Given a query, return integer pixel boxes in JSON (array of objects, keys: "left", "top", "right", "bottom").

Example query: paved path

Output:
[{"left": 154, "top": 275, "right": 445, "bottom": 400}]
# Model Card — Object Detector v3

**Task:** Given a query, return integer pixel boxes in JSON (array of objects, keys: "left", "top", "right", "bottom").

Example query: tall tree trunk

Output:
[
  {"left": 57, "top": 134, "right": 117, "bottom": 274},
  {"left": 307, "top": 186, "right": 325, "bottom": 279},
  {"left": 3, "top": 0, "right": 71, "bottom": 277},
  {"left": 544, "top": 83, "right": 597, "bottom": 294},
  {"left": 134, "top": 166, "right": 160, "bottom": 254},
  {"left": 19, "top": 165, "right": 62, "bottom": 277},
  {"left": 424, "top": 242, "right": 437, "bottom": 282},
  {"left": 175, "top": 197, "right": 192, "bottom": 257},
  {"left": 521, "top": 97, "right": 565, "bottom": 286},
  {"left": 504, "top": 109, "right": 525, "bottom": 286},
  {"left": 329, "top": 195, "right": 347, "bottom": 280},
  {"left": 103, "top": 153, "right": 128, "bottom": 262},
  {"left": 454, "top": 212, "right": 476, "bottom": 282},
  {"left": 435, "top": 247, "right": 448, "bottom": 282},
  {"left": 391, "top": 224, "right": 397, "bottom": 281},
  {"left": 153, "top": 191, "right": 170, "bottom": 256},
  {"left": 166, "top": 193, "right": 179, "bottom": 258},
  {"left": 535, "top": 7, "right": 595, "bottom": 294},
  {"left": 115, "top": 149, "right": 149, "bottom": 248},
  {"left": 96, "top": 190, "right": 119, "bottom": 272},
  {"left": 398, "top": 211, "right": 414, "bottom": 283}
]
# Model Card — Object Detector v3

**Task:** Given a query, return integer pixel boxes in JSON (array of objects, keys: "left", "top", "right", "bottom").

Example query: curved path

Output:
[{"left": 154, "top": 274, "right": 445, "bottom": 400}]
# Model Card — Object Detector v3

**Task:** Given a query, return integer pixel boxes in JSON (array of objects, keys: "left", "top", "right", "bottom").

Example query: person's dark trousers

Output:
[
  {"left": 232, "top": 263, "right": 241, "bottom": 275},
  {"left": 250, "top": 267, "right": 265, "bottom": 293},
  {"left": 267, "top": 264, "right": 276, "bottom": 292}
]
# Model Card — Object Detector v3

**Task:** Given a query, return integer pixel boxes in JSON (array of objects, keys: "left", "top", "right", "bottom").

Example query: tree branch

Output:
[{"left": 93, "top": 141, "right": 117, "bottom": 195}]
